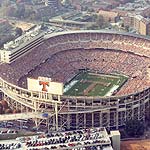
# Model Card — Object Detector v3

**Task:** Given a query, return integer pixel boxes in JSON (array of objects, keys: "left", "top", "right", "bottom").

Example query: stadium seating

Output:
[
  {"left": 0, "top": 32, "right": 149, "bottom": 97},
  {"left": 17, "top": 48, "right": 149, "bottom": 96}
]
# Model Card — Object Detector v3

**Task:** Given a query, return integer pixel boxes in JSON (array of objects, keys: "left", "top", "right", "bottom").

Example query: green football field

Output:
[{"left": 64, "top": 72, "right": 128, "bottom": 97}]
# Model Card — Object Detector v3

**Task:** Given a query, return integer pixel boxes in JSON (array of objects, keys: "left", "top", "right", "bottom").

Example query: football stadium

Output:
[{"left": 0, "top": 30, "right": 149, "bottom": 132}]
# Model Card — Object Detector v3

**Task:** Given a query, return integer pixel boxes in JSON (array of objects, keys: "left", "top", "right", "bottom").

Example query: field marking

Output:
[
  {"left": 64, "top": 72, "right": 128, "bottom": 96},
  {"left": 83, "top": 83, "right": 97, "bottom": 96},
  {"left": 81, "top": 80, "right": 111, "bottom": 87}
]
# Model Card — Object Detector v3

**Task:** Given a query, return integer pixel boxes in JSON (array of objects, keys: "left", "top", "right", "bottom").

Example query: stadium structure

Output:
[{"left": 0, "top": 30, "right": 150, "bottom": 131}]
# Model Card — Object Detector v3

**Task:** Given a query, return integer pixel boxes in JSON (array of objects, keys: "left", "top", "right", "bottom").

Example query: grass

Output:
[{"left": 64, "top": 72, "right": 128, "bottom": 97}]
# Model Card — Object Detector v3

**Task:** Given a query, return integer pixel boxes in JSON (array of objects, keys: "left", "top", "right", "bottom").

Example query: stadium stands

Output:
[
  {"left": 17, "top": 48, "right": 150, "bottom": 96},
  {"left": 0, "top": 31, "right": 149, "bottom": 96},
  {"left": 0, "top": 31, "right": 149, "bottom": 129}
]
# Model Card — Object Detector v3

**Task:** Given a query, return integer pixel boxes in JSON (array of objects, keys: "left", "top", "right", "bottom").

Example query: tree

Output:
[
  {"left": 91, "top": 14, "right": 98, "bottom": 22},
  {"left": 90, "top": 14, "right": 106, "bottom": 29},
  {"left": 15, "top": 4, "right": 25, "bottom": 18},
  {"left": 1, "top": 0, "right": 10, "bottom": 7},
  {"left": 95, "top": 15, "right": 104, "bottom": 28},
  {"left": 125, "top": 119, "right": 145, "bottom": 137},
  {"left": 62, "top": 0, "right": 71, "bottom": 6},
  {"left": 86, "top": 24, "right": 99, "bottom": 30},
  {"left": 125, "top": 25, "right": 130, "bottom": 32},
  {"left": 87, "top": 8, "right": 95, "bottom": 12},
  {"left": 42, "top": 17, "right": 49, "bottom": 22},
  {"left": 81, "top": 6, "right": 88, "bottom": 11},
  {"left": 15, "top": 27, "right": 23, "bottom": 36}
]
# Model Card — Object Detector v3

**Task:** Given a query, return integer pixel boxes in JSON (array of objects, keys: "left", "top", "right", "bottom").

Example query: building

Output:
[
  {"left": 139, "top": 6, "right": 150, "bottom": 18},
  {"left": 134, "top": 15, "right": 143, "bottom": 33},
  {"left": 98, "top": 10, "right": 120, "bottom": 23},
  {"left": 110, "top": 131, "right": 120, "bottom": 150},
  {"left": 139, "top": 18, "right": 149, "bottom": 35},
  {"left": 0, "top": 25, "right": 44, "bottom": 63},
  {"left": 123, "top": 15, "right": 134, "bottom": 27},
  {"left": 123, "top": 14, "right": 150, "bottom": 35},
  {"left": 49, "top": 18, "right": 95, "bottom": 29}
]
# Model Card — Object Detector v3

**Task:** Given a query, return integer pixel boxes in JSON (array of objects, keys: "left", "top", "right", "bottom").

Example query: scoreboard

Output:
[{"left": 27, "top": 76, "right": 63, "bottom": 95}]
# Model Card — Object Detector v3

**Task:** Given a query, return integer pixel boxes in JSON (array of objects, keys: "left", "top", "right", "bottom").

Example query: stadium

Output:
[{"left": 0, "top": 30, "right": 150, "bottom": 131}]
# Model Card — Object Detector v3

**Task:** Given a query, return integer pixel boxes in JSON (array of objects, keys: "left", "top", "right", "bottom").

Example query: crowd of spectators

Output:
[
  {"left": 18, "top": 48, "right": 150, "bottom": 96},
  {"left": 0, "top": 32, "right": 149, "bottom": 96}
]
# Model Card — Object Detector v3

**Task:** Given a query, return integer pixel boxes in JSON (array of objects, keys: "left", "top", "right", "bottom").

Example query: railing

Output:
[
  {"left": 0, "top": 112, "right": 44, "bottom": 121},
  {"left": 0, "top": 77, "right": 61, "bottom": 105}
]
